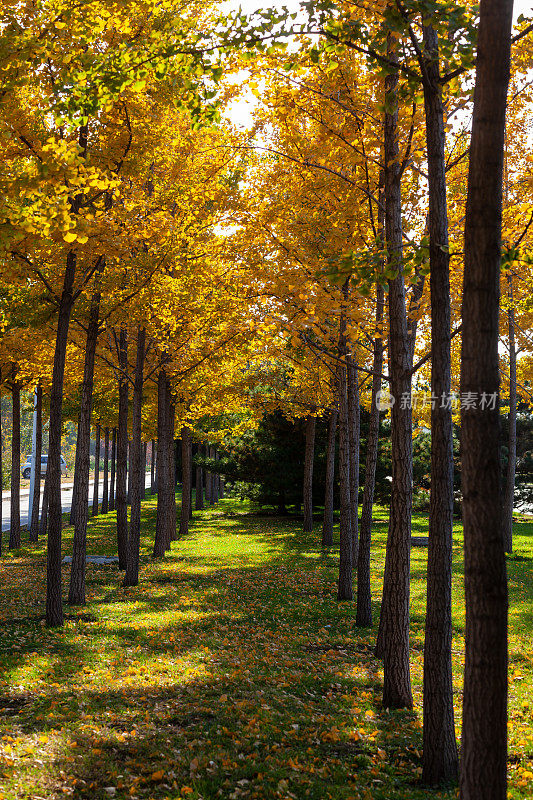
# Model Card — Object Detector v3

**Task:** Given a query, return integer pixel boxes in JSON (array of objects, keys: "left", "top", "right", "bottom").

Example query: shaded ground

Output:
[{"left": 0, "top": 497, "right": 531, "bottom": 800}]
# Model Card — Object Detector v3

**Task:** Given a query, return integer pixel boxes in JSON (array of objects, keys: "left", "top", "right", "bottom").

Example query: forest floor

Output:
[{"left": 0, "top": 496, "right": 531, "bottom": 800}]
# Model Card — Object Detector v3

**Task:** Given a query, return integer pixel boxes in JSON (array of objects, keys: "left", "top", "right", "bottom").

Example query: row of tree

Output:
[{"left": 0, "top": 1, "right": 531, "bottom": 798}]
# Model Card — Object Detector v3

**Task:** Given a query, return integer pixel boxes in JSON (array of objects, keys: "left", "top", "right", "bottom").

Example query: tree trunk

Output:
[
  {"left": 124, "top": 327, "right": 146, "bottom": 587},
  {"left": 0, "top": 385, "right": 2, "bottom": 558},
  {"left": 212, "top": 449, "right": 219, "bottom": 504},
  {"left": 356, "top": 282, "right": 384, "bottom": 627},
  {"left": 154, "top": 373, "right": 168, "bottom": 557},
  {"left": 376, "top": 33, "right": 413, "bottom": 709},
  {"left": 502, "top": 274, "right": 516, "bottom": 553},
  {"left": 101, "top": 427, "right": 109, "bottom": 515},
  {"left": 179, "top": 427, "right": 192, "bottom": 538},
  {"left": 205, "top": 445, "right": 213, "bottom": 505},
  {"left": 421, "top": 21, "right": 458, "bottom": 785},
  {"left": 9, "top": 382, "right": 21, "bottom": 549},
  {"left": 141, "top": 441, "right": 147, "bottom": 500},
  {"left": 167, "top": 398, "right": 177, "bottom": 541},
  {"left": 68, "top": 292, "right": 100, "bottom": 606},
  {"left": 109, "top": 427, "right": 116, "bottom": 512},
  {"left": 29, "top": 382, "right": 43, "bottom": 542},
  {"left": 69, "top": 419, "right": 81, "bottom": 527},
  {"left": 195, "top": 456, "right": 204, "bottom": 510},
  {"left": 347, "top": 353, "right": 360, "bottom": 566},
  {"left": 40, "top": 461, "right": 50, "bottom": 538},
  {"left": 459, "top": 3, "right": 512, "bottom": 797},
  {"left": 303, "top": 415, "right": 316, "bottom": 532},
  {"left": 154, "top": 370, "right": 175, "bottom": 554},
  {"left": 92, "top": 422, "right": 101, "bottom": 517},
  {"left": 116, "top": 328, "right": 129, "bottom": 570},
  {"left": 337, "top": 306, "right": 353, "bottom": 601},
  {"left": 150, "top": 439, "right": 156, "bottom": 494},
  {"left": 322, "top": 408, "right": 338, "bottom": 547},
  {"left": 127, "top": 439, "right": 132, "bottom": 505},
  {"left": 46, "top": 250, "right": 77, "bottom": 627}
]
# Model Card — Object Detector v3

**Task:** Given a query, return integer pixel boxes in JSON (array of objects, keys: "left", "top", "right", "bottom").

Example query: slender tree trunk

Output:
[
  {"left": 179, "top": 427, "right": 192, "bottom": 538},
  {"left": 167, "top": 398, "right": 177, "bottom": 541},
  {"left": 68, "top": 292, "right": 100, "bottom": 606},
  {"left": 127, "top": 439, "right": 132, "bottom": 505},
  {"left": 322, "top": 408, "right": 338, "bottom": 547},
  {"left": 421, "top": 21, "right": 458, "bottom": 784},
  {"left": 356, "top": 282, "right": 384, "bottom": 627},
  {"left": 92, "top": 423, "right": 101, "bottom": 517},
  {"left": 459, "top": 3, "right": 513, "bottom": 797},
  {"left": 154, "top": 373, "right": 168, "bottom": 557},
  {"left": 46, "top": 251, "right": 77, "bottom": 627},
  {"left": 29, "top": 382, "right": 43, "bottom": 542},
  {"left": 69, "top": 419, "right": 81, "bottom": 527},
  {"left": 9, "top": 382, "right": 21, "bottom": 549},
  {"left": 303, "top": 415, "right": 316, "bottom": 532},
  {"left": 0, "top": 386, "right": 3, "bottom": 558},
  {"left": 212, "top": 449, "right": 219, "bottom": 504},
  {"left": 141, "top": 441, "right": 147, "bottom": 500},
  {"left": 101, "top": 427, "right": 109, "bottom": 514},
  {"left": 40, "top": 462, "right": 50, "bottom": 538},
  {"left": 337, "top": 307, "right": 353, "bottom": 601},
  {"left": 124, "top": 328, "right": 146, "bottom": 587},
  {"left": 116, "top": 329, "right": 129, "bottom": 570},
  {"left": 375, "top": 33, "right": 413, "bottom": 709},
  {"left": 195, "top": 456, "right": 204, "bottom": 510},
  {"left": 154, "top": 370, "right": 175, "bottom": 554},
  {"left": 150, "top": 439, "right": 156, "bottom": 494},
  {"left": 109, "top": 428, "right": 116, "bottom": 512},
  {"left": 347, "top": 354, "right": 360, "bottom": 566},
  {"left": 502, "top": 274, "right": 516, "bottom": 553},
  {"left": 205, "top": 445, "right": 213, "bottom": 505}
]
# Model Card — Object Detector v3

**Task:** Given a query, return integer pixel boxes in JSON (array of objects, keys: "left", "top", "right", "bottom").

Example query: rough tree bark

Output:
[
  {"left": 502, "top": 273, "right": 516, "bottom": 553},
  {"left": 9, "top": 381, "right": 21, "bottom": 549},
  {"left": 29, "top": 382, "right": 43, "bottom": 542},
  {"left": 322, "top": 407, "right": 338, "bottom": 547},
  {"left": 356, "top": 281, "right": 384, "bottom": 627},
  {"left": 92, "top": 422, "right": 101, "bottom": 517},
  {"left": 179, "top": 427, "right": 192, "bottom": 538},
  {"left": 421, "top": 20, "right": 458, "bottom": 785},
  {"left": 116, "top": 328, "right": 129, "bottom": 570},
  {"left": 459, "top": 2, "right": 513, "bottom": 798},
  {"left": 68, "top": 292, "right": 100, "bottom": 606},
  {"left": 109, "top": 428, "right": 116, "bottom": 512},
  {"left": 124, "top": 327, "right": 146, "bottom": 587},
  {"left": 46, "top": 250, "right": 77, "bottom": 627},
  {"left": 101, "top": 427, "right": 109, "bottom": 515},
  {"left": 375, "top": 32, "right": 413, "bottom": 709},
  {"left": 303, "top": 414, "right": 316, "bottom": 532}
]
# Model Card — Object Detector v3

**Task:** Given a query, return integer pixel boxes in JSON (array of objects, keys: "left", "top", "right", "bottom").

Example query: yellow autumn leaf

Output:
[{"left": 63, "top": 232, "right": 77, "bottom": 243}]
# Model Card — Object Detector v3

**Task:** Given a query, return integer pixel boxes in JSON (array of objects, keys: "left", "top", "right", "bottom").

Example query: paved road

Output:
[{"left": 1, "top": 473, "right": 152, "bottom": 532}]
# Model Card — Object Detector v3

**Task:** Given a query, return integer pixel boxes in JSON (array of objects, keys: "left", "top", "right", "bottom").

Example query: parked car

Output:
[{"left": 22, "top": 455, "right": 67, "bottom": 479}]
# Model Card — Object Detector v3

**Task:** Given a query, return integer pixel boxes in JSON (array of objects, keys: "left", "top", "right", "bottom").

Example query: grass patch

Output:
[{"left": 0, "top": 496, "right": 531, "bottom": 799}]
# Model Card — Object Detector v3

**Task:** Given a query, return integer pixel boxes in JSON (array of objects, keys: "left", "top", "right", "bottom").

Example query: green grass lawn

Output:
[{"left": 0, "top": 497, "right": 531, "bottom": 800}]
